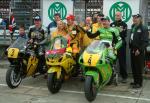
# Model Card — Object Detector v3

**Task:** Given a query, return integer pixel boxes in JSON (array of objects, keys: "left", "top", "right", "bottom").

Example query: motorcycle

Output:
[
  {"left": 5, "top": 37, "right": 46, "bottom": 89},
  {"left": 45, "top": 36, "right": 76, "bottom": 94},
  {"left": 79, "top": 39, "right": 118, "bottom": 102}
]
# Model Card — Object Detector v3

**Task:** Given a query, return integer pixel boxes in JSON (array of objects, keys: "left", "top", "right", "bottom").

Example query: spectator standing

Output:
[
  {"left": 47, "top": 13, "right": 61, "bottom": 35},
  {"left": 129, "top": 14, "right": 149, "bottom": 88},
  {"left": 9, "top": 13, "right": 16, "bottom": 41},
  {"left": 110, "top": 12, "right": 128, "bottom": 83}
]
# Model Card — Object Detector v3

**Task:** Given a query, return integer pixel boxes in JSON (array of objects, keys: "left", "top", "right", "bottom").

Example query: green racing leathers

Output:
[{"left": 86, "top": 27, "right": 122, "bottom": 60}]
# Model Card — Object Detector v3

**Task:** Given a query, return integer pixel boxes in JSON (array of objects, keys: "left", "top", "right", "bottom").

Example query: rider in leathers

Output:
[
  {"left": 28, "top": 16, "right": 48, "bottom": 73},
  {"left": 85, "top": 16, "right": 122, "bottom": 62}
]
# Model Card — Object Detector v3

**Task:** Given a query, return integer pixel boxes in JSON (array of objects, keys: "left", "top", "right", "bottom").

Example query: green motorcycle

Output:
[{"left": 79, "top": 39, "right": 118, "bottom": 102}]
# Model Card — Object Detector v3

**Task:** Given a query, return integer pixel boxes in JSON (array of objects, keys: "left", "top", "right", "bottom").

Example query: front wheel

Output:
[
  {"left": 47, "top": 73, "right": 62, "bottom": 94},
  {"left": 84, "top": 76, "right": 97, "bottom": 102},
  {"left": 6, "top": 67, "right": 22, "bottom": 89}
]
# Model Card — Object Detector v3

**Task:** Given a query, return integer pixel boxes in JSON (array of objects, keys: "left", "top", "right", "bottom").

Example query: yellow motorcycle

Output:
[
  {"left": 45, "top": 36, "right": 76, "bottom": 93},
  {"left": 5, "top": 37, "right": 46, "bottom": 89}
]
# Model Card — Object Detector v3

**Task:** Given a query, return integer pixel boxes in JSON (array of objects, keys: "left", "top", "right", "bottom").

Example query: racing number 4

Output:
[{"left": 88, "top": 56, "right": 92, "bottom": 65}]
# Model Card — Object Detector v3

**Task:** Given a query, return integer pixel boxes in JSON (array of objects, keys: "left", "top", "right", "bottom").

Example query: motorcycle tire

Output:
[
  {"left": 144, "top": 66, "right": 149, "bottom": 74},
  {"left": 47, "top": 73, "right": 62, "bottom": 94},
  {"left": 6, "top": 67, "right": 22, "bottom": 89},
  {"left": 108, "top": 72, "right": 114, "bottom": 85},
  {"left": 84, "top": 76, "right": 97, "bottom": 102}
]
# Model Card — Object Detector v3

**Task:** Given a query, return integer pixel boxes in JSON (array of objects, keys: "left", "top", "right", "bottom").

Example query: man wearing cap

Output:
[
  {"left": 66, "top": 14, "right": 84, "bottom": 76},
  {"left": 85, "top": 16, "right": 122, "bottom": 61},
  {"left": 47, "top": 13, "right": 61, "bottom": 35},
  {"left": 110, "top": 12, "right": 128, "bottom": 83},
  {"left": 129, "top": 14, "right": 149, "bottom": 88},
  {"left": 28, "top": 16, "right": 48, "bottom": 74},
  {"left": 66, "top": 14, "right": 83, "bottom": 51}
]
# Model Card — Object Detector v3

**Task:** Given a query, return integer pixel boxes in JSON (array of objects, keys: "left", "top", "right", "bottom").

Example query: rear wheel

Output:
[
  {"left": 47, "top": 73, "right": 62, "bottom": 94},
  {"left": 114, "top": 73, "right": 118, "bottom": 86},
  {"left": 6, "top": 67, "right": 22, "bottom": 89},
  {"left": 144, "top": 66, "right": 149, "bottom": 74},
  {"left": 84, "top": 76, "right": 97, "bottom": 102},
  {"left": 108, "top": 66, "right": 118, "bottom": 86},
  {"left": 108, "top": 74, "right": 114, "bottom": 85}
]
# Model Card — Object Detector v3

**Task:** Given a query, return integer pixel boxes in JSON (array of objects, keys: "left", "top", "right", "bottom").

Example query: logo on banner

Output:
[
  {"left": 109, "top": 2, "right": 132, "bottom": 22},
  {"left": 48, "top": 2, "right": 67, "bottom": 21}
]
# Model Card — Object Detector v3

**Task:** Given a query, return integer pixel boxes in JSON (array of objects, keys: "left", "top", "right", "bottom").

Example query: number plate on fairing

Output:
[{"left": 8, "top": 48, "right": 19, "bottom": 58}]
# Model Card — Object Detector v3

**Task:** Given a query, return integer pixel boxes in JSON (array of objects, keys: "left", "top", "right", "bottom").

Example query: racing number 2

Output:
[{"left": 10, "top": 49, "right": 15, "bottom": 56}]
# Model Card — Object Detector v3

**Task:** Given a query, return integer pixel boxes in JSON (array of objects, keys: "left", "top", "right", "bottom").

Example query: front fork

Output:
[
  {"left": 47, "top": 67, "right": 62, "bottom": 79},
  {"left": 85, "top": 70, "right": 100, "bottom": 87},
  {"left": 9, "top": 64, "right": 23, "bottom": 80},
  {"left": 10, "top": 59, "right": 26, "bottom": 77}
]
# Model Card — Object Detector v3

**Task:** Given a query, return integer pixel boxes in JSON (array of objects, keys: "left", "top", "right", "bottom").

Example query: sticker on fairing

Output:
[{"left": 72, "top": 30, "right": 77, "bottom": 35}]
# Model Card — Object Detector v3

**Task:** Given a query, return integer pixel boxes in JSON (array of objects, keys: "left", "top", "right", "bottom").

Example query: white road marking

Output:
[
  {"left": 60, "top": 90, "right": 150, "bottom": 101},
  {"left": 0, "top": 83, "right": 7, "bottom": 86},
  {"left": 0, "top": 83, "right": 150, "bottom": 101}
]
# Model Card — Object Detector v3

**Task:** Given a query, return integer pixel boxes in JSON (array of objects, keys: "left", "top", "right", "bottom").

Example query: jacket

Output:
[
  {"left": 110, "top": 20, "right": 127, "bottom": 41},
  {"left": 28, "top": 25, "right": 48, "bottom": 43},
  {"left": 129, "top": 24, "right": 149, "bottom": 51}
]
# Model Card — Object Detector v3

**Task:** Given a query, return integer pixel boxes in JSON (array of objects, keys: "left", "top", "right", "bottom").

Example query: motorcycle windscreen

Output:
[
  {"left": 85, "top": 40, "right": 107, "bottom": 54},
  {"left": 45, "top": 36, "right": 67, "bottom": 58},
  {"left": 8, "top": 37, "right": 28, "bottom": 50}
]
